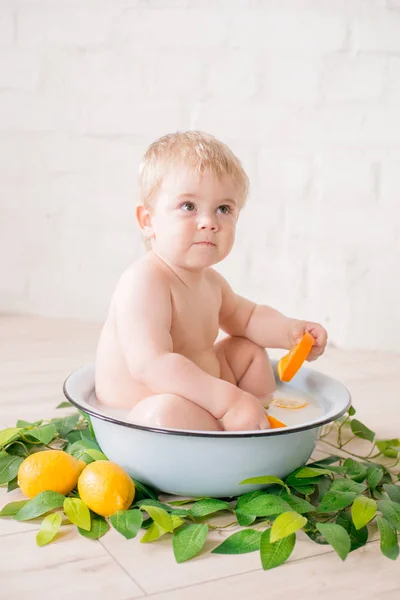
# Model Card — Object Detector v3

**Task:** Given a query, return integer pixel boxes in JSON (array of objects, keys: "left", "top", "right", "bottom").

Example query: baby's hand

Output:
[
  {"left": 220, "top": 391, "right": 270, "bottom": 432},
  {"left": 290, "top": 320, "right": 328, "bottom": 361}
]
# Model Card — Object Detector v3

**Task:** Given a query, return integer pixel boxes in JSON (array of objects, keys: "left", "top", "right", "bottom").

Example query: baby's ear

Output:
[{"left": 136, "top": 204, "right": 154, "bottom": 239}]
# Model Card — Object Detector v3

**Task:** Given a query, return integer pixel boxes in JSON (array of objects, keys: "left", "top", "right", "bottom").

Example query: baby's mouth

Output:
[{"left": 193, "top": 241, "right": 216, "bottom": 247}]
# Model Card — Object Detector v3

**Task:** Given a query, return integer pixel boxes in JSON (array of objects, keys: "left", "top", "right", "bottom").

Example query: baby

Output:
[{"left": 95, "top": 131, "right": 327, "bottom": 432}]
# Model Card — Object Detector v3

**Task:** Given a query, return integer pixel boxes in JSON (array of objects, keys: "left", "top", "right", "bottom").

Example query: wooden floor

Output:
[{"left": 1, "top": 315, "right": 399, "bottom": 600}]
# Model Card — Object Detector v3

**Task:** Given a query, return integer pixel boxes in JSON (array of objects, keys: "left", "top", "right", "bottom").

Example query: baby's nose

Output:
[{"left": 198, "top": 215, "right": 218, "bottom": 231}]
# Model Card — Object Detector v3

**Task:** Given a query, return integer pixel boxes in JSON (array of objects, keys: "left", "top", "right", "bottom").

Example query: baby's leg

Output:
[
  {"left": 215, "top": 336, "right": 276, "bottom": 403},
  {"left": 126, "top": 394, "right": 222, "bottom": 431}
]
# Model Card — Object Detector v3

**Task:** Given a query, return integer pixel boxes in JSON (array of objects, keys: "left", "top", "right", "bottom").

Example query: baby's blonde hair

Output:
[{"left": 138, "top": 131, "right": 250, "bottom": 209}]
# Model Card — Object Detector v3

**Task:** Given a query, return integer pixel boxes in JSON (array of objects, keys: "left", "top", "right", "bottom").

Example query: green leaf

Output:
[
  {"left": 140, "top": 515, "right": 183, "bottom": 543},
  {"left": 66, "top": 440, "right": 107, "bottom": 464},
  {"left": 136, "top": 499, "right": 174, "bottom": 511},
  {"left": 330, "top": 479, "right": 367, "bottom": 494},
  {"left": 56, "top": 401, "right": 72, "bottom": 409},
  {"left": 376, "top": 439, "right": 400, "bottom": 458},
  {"left": 350, "top": 419, "right": 375, "bottom": 443},
  {"left": 0, "top": 500, "right": 28, "bottom": 517},
  {"left": 63, "top": 498, "right": 91, "bottom": 531},
  {"left": 136, "top": 498, "right": 188, "bottom": 517},
  {"left": 304, "top": 522, "right": 329, "bottom": 545},
  {"left": 139, "top": 516, "right": 153, "bottom": 528},
  {"left": 316, "top": 478, "right": 367, "bottom": 511},
  {"left": 52, "top": 415, "right": 80, "bottom": 438},
  {"left": 235, "top": 489, "right": 264, "bottom": 510},
  {"left": 67, "top": 439, "right": 101, "bottom": 457},
  {"left": 189, "top": 498, "right": 232, "bottom": 518},
  {"left": 260, "top": 529, "right": 296, "bottom": 570},
  {"left": 0, "top": 428, "right": 22, "bottom": 448},
  {"left": 0, "top": 455, "right": 23, "bottom": 485},
  {"left": 239, "top": 475, "right": 290, "bottom": 492},
  {"left": 14, "top": 491, "right": 65, "bottom": 521},
  {"left": 65, "top": 429, "right": 93, "bottom": 445},
  {"left": 7, "top": 477, "right": 19, "bottom": 492},
  {"left": 278, "top": 493, "right": 315, "bottom": 514},
  {"left": 212, "top": 529, "right": 262, "bottom": 554},
  {"left": 27, "top": 424, "right": 57, "bottom": 445},
  {"left": 315, "top": 523, "right": 351, "bottom": 560},
  {"left": 110, "top": 509, "right": 143, "bottom": 539},
  {"left": 343, "top": 459, "right": 368, "bottom": 482},
  {"left": 78, "top": 513, "right": 108, "bottom": 539},
  {"left": 383, "top": 484, "right": 400, "bottom": 504},
  {"left": 348, "top": 405, "right": 356, "bottom": 416},
  {"left": 374, "top": 465, "right": 393, "bottom": 486},
  {"left": 168, "top": 497, "right": 206, "bottom": 506},
  {"left": 82, "top": 449, "right": 108, "bottom": 462},
  {"left": 317, "top": 490, "right": 359, "bottom": 513},
  {"left": 290, "top": 483, "right": 315, "bottom": 495},
  {"left": 336, "top": 511, "right": 368, "bottom": 552},
  {"left": 295, "top": 467, "right": 333, "bottom": 478},
  {"left": 238, "top": 494, "right": 291, "bottom": 517},
  {"left": 316, "top": 476, "right": 333, "bottom": 501},
  {"left": 376, "top": 516, "right": 399, "bottom": 560},
  {"left": 77, "top": 411, "right": 97, "bottom": 442},
  {"left": 6, "top": 442, "right": 29, "bottom": 458},
  {"left": 367, "top": 465, "right": 384, "bottom": 489},
  {"left": 234, "top": 490, "right": 264, "bottom": 526},
  {"left": 17, "top": 420, "right": 42, "bottom": 428},
  {"left": 173, "top": 524, "right": 208, "bottom": 563},
  {"left": 140, "top": 521, "right": 168, "bottom": 543},
  {"left": 270, "top": 511, "right": 307, "bottom": 543},
  {"left": 140, "top": 505, "right": 173, "bottom": 532},
  {"left": 377, "top": 500, "right": 400, "bottom": 530},
  {"left": 285, "top": 468, "right": 324, "bottom": 487},
  {"left": 351, "top": 496, "right": 377, "bottom": 530},
  {"left": 382, "top": 448, "right": 398, "bottom": 459},
  {"left": 235, "top": 510, "right": 256, "bottom": 527},
  {"left": 130, "top": 478, "right": 159, "bottom": 502},
  {"left": 308, "top": 455, "right": 342, "bottom": 467},
  {"left": 316, "top": 465, "right": 346, "bottom": 475},
  {"left": 36, "top": 513, "right": 62, "bottom": 547}
]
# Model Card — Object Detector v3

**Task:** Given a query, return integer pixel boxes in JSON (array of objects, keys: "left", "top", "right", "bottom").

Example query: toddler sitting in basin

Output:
[{"left": 95, "top": 131, "right": 327, "bottom": 432}]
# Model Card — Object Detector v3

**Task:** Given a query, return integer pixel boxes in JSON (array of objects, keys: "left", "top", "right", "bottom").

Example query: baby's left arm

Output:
[{"left": 215, "top": 271, "right": 327, "bottom": 360}]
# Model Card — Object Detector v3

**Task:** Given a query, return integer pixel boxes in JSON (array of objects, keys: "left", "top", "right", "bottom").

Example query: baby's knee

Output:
[{"left": 126, "top": 393, "right": 222, "bottom": 432}]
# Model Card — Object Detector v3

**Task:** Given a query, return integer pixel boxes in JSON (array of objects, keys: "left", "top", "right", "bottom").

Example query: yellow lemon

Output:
[
  {"left": 18, "top": 450, "right": 86, "bottom": 499},
  {"left": 77, "top": 460, "right": 135, "bottom": 517}
]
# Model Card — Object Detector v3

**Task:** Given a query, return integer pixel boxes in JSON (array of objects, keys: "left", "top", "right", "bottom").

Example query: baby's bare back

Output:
[{"left": 95, "top": 253, "right": 223, "bottom": 408}]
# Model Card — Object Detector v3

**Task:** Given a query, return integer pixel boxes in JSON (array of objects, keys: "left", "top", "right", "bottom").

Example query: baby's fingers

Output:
[
  {"left": 307, "top": 345, "right": 324, "bottom": 361},
  {"left": 306, "top": 323, "right": 328, "bottom": 361}
]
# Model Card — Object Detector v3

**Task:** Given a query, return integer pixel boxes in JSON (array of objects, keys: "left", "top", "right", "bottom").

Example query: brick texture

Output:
[{"left": 0, "top": 1, "right": 399, "bottom": 350}]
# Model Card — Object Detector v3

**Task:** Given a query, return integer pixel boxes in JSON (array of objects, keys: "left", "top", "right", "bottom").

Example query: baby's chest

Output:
[{"left": 170, "top": 287, "right": 221, "bottom": 347}]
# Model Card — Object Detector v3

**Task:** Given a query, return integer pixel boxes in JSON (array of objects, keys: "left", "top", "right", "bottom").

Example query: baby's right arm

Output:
[{"left": 113, "top": 265, "right": 247, "bottom": 421}]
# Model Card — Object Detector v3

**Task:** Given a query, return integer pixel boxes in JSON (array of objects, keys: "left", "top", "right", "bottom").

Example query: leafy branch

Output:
[{"left": 0, "top": 404, "right": 399, "bottom": 568}]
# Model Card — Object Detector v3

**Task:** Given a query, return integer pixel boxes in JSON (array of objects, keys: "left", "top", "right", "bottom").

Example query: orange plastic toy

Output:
[
  {"left": 266, "top": 414, "right": 287, "bottom": 429},
  {"left": 277, "top": 331, "right": 314, "bottom": 382}
]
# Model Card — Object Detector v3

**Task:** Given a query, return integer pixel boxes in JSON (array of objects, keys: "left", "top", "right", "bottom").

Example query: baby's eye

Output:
[
  {"left": 180, "top": 201, "right": 196, "bottom": 212},
  {"left": 217, "top": 204, "right": 231, "bottom": 215}
]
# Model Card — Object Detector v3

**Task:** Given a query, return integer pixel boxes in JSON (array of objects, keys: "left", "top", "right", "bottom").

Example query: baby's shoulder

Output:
[
  {"left": 206, "top": 267, "right": 227, "bottom": 291},
  {"left": 114, "top": 255, "right": 170, "bottom": 303}
]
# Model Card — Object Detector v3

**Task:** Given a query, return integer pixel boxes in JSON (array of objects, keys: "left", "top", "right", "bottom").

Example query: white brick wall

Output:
[{"left": 0, "top": 0, "right": 399, "bottom": 351}]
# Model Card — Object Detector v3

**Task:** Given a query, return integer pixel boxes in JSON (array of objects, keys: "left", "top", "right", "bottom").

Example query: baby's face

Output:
[{"left": 148, "top": 167, "right": 240, "bottom": 270}]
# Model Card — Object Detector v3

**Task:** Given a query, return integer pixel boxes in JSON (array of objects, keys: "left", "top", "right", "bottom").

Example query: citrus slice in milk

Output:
[{"left": 271, "top": 397, "right": 309, "bottom": 410}]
